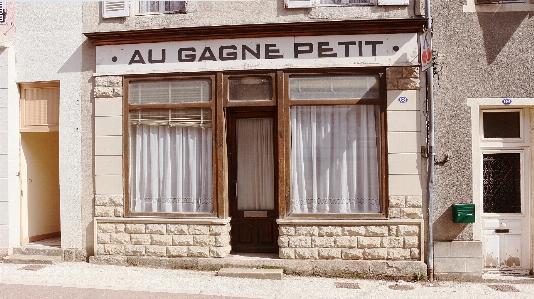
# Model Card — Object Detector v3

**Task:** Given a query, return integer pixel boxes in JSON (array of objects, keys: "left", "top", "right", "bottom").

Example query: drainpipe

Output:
[{"left": 424, "top": 0, "right": 435, "bottom": 282}]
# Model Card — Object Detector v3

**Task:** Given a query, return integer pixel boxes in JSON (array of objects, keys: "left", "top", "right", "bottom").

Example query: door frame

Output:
[
  {"left": 226, "top": 108, "right": 279, "bottom": 253},
  {"left": 475, "top": 106, "right": 532, "bottom": 273}
]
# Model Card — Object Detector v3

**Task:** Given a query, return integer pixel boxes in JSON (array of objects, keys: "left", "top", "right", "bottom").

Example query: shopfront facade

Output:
[{"left": 87, "top": 18, "right": 427, "bottom": 264}]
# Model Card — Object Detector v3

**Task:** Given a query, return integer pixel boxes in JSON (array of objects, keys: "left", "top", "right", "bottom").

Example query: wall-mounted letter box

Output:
[{"left": 452, "top": 204, "right": 475, "bottom": 223}]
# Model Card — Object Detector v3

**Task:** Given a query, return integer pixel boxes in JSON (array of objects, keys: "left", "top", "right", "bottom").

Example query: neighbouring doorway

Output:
[
  {"left": 227, "top": 109, "right": 278, "bottom": 253},
  {"left": 19, "top": 82, "right": 61, "bottom": 244},
  {"left": 480, "top": 109, "right": 531, "bottom": 274}
]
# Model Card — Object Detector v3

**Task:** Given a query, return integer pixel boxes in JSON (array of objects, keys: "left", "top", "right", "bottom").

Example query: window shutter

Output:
[
  {"left": 0, "top": 2, "right": 6, "bottom": 25},
  {"left": 377, "top": 0, "right": 409, "bottom": 5},
  {"left": 285, "top": 0, "right": 314, "bottom": 8},
  {"left": 20, "top": 83, "right": 60, "bottom": 132},
  {"left": 102, "top": 0, "right": 129, "bottom": 18}
]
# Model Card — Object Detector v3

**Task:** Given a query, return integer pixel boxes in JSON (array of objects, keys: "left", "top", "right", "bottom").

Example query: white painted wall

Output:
[{"left": 15, "top": 2, "right": 87, "bottom": 250}]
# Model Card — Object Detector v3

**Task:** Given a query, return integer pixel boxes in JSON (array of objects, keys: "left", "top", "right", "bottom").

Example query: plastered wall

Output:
[
  {"left": 14, "top": 2, "right": 93, "bottom": 254},
  {"left": 431, "top": 2, "right": 534, "bottom": 241},
  {"left": 83, "top": 1, "right": 420, "bottom": 33}
]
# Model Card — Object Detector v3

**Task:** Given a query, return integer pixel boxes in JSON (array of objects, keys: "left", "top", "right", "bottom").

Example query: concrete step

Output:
[
  {"left": 13, "top": 246, "right": 63, "bottom": 257},
  {"left": 217, "top": 268, "right": 283, "bottom": 280},
  {"left": 2, "top": 254, "right": 62, "bottom": 264}
]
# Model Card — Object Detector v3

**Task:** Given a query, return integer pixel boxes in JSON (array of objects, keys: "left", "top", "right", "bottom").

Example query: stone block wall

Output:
[
  {"left": 389, "top": 195, "right": 423, "bottom": 219},
  {"left": 386, "top": 66, "right": 420, "bottom": 90},
  {"left": 434, "top": 241, "right": 482, "bottom": 280},
  {"left": 95, "top": 195, "right": 124, "bottom": 218},
  {"left": 278, "top": 222, "right": 422, "bottom": 261},
  {"left": 95, "top": 221, "right": 231, "bottom": 258}
]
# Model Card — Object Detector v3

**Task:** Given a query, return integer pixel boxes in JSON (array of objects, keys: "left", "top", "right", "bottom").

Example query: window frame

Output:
[
  {"left": 136, "top": 0, "right": 186, "bottom": 15},
  {"left": 282, "top": 69, "right": 388, "bottom": 219},
  {"left": 123, "top": 74, "right": 218, "bottom": 217},
  {"left": 480, "top": 108, "right": 529, "bottom": 147},
  {"left": 284, "top": 0, "right": 410, "bottom": 8},
  {"left": 223, "top": 72, "right": 277, "bottom": 107}
]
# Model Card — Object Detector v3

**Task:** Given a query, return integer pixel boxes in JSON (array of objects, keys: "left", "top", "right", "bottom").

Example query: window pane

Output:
[
  {"left": 129, "top": 108, "right": 213, "bottom": 213},
  {"left": 483, "top": 153, "right": 521, "bottom": 213},
  {"left": 320, "top": 0, "right": 370, "bottom": 4},
  {"left": 164, "top": 1, "right": 185, "bottom": 12},
  {"left": 290, "top": 105, "right": 381, "bottom": 214},
  {"left": 139, "top": 1, "right": 159, "bottom": 13},
  {"left": 129, "top": 108, "right": 212, "bottom": 128},
  {"left": 229, "top": 76, "right": 272, "bottom": 102},
  {"left": 483, "top": 111, "right": 520, "bottom": 138},
  {"left": 129, "top": 79, "right": 211, "bottom": 104},
  {"left": 289, "top": 75, "right": 379, "bottom": 100},
  {"left": 237, "top": 118, "right": 274, "bottom": 210}
]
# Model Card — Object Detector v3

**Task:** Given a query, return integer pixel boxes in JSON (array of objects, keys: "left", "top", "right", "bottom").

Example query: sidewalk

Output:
[{"left": 1, "top": 261, "right": 534, "bottom": 298}]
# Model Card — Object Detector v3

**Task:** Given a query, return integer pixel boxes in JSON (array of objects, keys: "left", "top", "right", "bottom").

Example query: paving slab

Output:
[{"left": 2, "top": 254, "right": 62, "bottom": 264}]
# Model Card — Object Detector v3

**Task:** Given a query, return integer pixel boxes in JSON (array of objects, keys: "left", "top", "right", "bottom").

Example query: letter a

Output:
[{"left": 129, "top": 50, "right": 146, "bottom": 65}]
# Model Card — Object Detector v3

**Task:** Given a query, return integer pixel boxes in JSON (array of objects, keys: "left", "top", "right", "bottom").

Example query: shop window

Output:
[
  {"left": 288, "top": 74, "right": 383, "bottom": 215},
  {"left": 126, "top": 78, "right": 215, "bottom": 215}
]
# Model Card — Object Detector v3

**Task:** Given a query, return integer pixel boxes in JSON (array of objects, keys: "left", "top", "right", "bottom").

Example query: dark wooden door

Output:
[{"left": 228, "top": 110, "right": 278, "bottom": 253}]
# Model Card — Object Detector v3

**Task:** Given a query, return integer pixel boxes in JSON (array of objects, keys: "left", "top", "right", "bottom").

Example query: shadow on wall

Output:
[
  {"left": 433, "top": 205, "right": 470, "bottom": 241},
  {"left": 477, "top": 12, "right": 531, "bottom": 65}
]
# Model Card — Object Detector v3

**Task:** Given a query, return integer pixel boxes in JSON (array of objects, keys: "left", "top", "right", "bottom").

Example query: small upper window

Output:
[
  {"left": 139, "top": 1, "right": 185, "bottom": 14},
  {"left": 482, "top": 110, "right": 521, "bottom": 139}
]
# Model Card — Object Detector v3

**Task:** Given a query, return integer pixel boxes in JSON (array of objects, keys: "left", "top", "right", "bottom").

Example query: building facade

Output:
[
  {"left": 1, "top": 1, "right": 432, "bottom": 278},
  {"left": 431, "top": 0, "right": 534, "bottom": 278}
]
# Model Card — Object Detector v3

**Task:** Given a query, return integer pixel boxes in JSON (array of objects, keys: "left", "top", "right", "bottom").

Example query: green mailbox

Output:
[{"left": 452, "top": 204, "right": 475, "bottom": 223}]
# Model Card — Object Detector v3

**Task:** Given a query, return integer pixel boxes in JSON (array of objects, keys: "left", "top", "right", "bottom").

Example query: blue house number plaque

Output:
[
  {"left": 398, "top": 96, "right": 409, "bottom": 103},
  {"left": 502, "top": 98, "right": 512, "bottom": 105}
]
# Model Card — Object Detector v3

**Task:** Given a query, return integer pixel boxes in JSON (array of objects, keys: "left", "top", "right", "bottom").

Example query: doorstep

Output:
[
  {"left": 217, "top": 267, "right": 284, "bottom": 280},
  {"left": 89, "top": 254, "right": 427, "bottom": 280}
]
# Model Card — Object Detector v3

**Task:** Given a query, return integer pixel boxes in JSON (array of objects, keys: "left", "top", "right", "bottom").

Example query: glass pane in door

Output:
[
  {"left": 483, "top": 153, "right": 521, "bottom": 213},
  {"left": 236, "top": 118, "right": 274, "bottom": 210}
]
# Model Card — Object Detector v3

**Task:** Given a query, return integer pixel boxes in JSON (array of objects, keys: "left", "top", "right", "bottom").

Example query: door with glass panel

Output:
[
  {"left": 228, "top": 110, "right": 278, "bottom": 253},
  {"left": 480, "top": 109, "right": 530, "bottom": 273}
]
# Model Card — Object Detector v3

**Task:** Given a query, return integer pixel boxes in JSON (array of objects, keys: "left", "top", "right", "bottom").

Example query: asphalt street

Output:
[{"left": 1, "top": 262, "right": 534, "bottom": 299}]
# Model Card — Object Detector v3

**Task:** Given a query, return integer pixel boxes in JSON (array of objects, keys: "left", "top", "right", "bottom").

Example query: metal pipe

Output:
[{"left": 424, "top": 0, "right": 435, "bottom": 282}]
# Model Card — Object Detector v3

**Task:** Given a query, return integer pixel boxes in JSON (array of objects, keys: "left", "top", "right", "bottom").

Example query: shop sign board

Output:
[{"left": 95, "top": 33, "right": 418, "bottom": 74}]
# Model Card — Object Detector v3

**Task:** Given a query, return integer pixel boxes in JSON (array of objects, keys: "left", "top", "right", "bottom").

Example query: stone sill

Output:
[
  {"left": 277, "top": 219, "right": 422, "bottom": 226},
  {"left": 463, "top": 3, "right": 534, "bottom": 12},
  {"left": 95, "top": 217, "right": 230, "bottom": 225}
]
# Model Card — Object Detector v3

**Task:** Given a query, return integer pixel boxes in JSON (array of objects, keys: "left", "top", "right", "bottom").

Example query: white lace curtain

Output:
[
  {"left": 290, "top": 105, "right": 380, "bottom": 213},
  {"left": 130, "top": 124, "right": 213, "bottom": 213},
  {"left": 236, "top": 118, "right": 274, "bottom": 210}
]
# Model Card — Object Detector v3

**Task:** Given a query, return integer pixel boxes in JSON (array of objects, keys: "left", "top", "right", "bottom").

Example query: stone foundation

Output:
[
  {"left": 95, "top": 218, "right": 231, "bottom": 258},
  {"left": 277, "top": 220, "right": 423, "bottom": 261}
]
